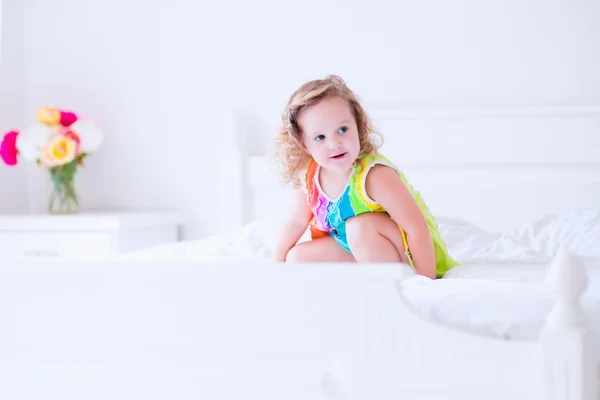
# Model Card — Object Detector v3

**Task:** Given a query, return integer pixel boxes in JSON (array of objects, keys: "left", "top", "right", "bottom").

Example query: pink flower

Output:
[
  {"left": 60, "top": 111, "right": 78, "bottom": 127},
  {"left": 0, "top": 131, "right": 19, "bottom": 166},
  {"left": 60, "top": 127, "right": 82, "bottom": 154}
]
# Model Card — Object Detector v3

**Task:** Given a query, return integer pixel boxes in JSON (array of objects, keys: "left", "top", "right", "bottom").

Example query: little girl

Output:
[{"left": 272, "top": 75, "right": 457, "bottom": 279}]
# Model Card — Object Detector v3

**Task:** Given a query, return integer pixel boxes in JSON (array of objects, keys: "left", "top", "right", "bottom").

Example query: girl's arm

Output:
[
  {"left": 272, "top": 188, "right": 313, "bottom": 262},
  {"left": 366, "top": 165, "right": 437, "bottom": 279}
]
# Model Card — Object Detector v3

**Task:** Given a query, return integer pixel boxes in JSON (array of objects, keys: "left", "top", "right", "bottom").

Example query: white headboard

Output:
[{"left": 218, "top": 106, "right": 600, "bottom": 234}]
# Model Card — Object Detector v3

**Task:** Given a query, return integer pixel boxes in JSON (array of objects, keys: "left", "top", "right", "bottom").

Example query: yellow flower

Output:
[
  {"left": 36, "top": 107, "right": 61, "bottom": 126},
  {"left": 40, "top": 135, "right": 78, "bottom": 167}
]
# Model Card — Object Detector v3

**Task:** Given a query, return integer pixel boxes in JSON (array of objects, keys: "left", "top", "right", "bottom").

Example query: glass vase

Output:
[{"left": 48, "top": 160, "right": 79, "bottom": 214}]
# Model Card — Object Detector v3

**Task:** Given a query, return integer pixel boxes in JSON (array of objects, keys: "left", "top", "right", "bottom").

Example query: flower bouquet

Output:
[{"left": 0, "top": 107, "right": 103, "bottom": 214}]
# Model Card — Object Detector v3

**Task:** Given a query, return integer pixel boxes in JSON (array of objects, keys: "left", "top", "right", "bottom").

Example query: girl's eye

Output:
[
  {"left": 315, "top": 134, "right": 326, "bottom": 141},
  {"left": 338, "top": 126, "right": 348, "bottom": 134}
]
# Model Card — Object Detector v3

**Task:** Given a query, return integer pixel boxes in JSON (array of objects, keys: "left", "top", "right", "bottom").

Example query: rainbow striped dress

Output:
[{"left": 300, "top": 152, "right": 458, "bottom": 278}]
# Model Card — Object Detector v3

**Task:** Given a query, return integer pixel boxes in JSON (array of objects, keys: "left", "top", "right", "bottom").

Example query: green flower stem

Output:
[{"left": 48, "top": 159, "right": 79, "bottom": 214}]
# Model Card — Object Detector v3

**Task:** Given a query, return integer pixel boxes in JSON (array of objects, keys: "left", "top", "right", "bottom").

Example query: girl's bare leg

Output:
[
  {"left": 346, "top": 213, "right": 409, "bottom": 264},
  {"left": 285, "top": 236, "right": 355, "bottom": 263}
]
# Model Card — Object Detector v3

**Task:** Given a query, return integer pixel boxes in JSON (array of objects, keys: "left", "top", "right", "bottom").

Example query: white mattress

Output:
[{"left": 120, "top": 209, "right": 600, "bottom": 343}]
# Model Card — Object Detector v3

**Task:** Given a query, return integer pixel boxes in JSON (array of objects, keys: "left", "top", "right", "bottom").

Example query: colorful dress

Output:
[{"left": 300, "top": 152, "right": 458, "bottom": 278}]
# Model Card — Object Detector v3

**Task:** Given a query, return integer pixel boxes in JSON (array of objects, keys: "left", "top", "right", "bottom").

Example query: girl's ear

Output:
[{"left": 297, "top": 133, "right": 308, "bottom": 152}]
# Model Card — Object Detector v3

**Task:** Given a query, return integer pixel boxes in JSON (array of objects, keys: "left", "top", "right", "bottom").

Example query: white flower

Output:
[
  {"left": 15, "top": 124, "right": 53, "bottom": 162},
  {"left": 70, "top": 120, "right": 103, "bottom": 153}
]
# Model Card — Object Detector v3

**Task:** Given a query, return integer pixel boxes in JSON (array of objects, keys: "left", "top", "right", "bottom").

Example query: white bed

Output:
[{"left": 2, "top": 106, "right": 600, "bottom": 399}]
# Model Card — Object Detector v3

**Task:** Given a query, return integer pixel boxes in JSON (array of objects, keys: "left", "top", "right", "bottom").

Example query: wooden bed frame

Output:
[{"left": 2, "top": 106, "right": 600, "bottom": 399}]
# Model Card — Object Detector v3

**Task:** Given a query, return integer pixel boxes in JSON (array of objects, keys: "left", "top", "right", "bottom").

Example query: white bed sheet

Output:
[{"left": 120, "top": 210, "right": 600, "bottom": 344}]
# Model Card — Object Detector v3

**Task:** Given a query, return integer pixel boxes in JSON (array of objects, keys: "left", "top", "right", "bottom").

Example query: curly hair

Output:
[{"left": 272, "top": 75, "right": 383, "bottom": 189}]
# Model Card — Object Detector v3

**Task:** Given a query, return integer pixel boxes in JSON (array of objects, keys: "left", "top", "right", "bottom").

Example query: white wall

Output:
[
  {"left": 20, "top": 0, "right": 600, "bottom": 238},
  {"left": 0, "top": 0, "right": 27, "bottom": 212}
]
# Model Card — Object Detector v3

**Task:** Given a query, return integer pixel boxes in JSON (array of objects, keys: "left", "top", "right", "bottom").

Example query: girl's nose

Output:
[{"left": 328, "top": 138, "right": 342, "bottom": 150}]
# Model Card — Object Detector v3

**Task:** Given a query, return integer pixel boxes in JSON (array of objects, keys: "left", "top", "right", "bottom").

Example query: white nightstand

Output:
[{"left": 0, "top": 211, "right": 183, "bottom": 259}]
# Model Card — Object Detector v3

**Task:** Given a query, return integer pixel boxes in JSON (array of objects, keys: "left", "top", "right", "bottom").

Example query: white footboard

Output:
[
  {"left": 322, "top": 251, "right": 598, "bottom": 400},
  {"left": 0, "top": 254, "right": 597, "bottom": 400}
]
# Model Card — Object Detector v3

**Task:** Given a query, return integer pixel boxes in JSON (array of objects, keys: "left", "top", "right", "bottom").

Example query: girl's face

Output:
[{"left": 297, "top": 96, "right": 361, "bottom": 173}]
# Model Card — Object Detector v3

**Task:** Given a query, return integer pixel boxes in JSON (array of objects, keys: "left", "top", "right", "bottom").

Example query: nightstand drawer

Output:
[{"left": 0, "top": 232, "right": 113, "bottom": 259}]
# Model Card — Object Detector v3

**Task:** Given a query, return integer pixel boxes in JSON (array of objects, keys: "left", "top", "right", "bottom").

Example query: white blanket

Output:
[
  {"left": 120, "top": 209, "right": 600, "bottom": 342},
  {"left": 401, "top": 273, "right": 600, "bottom": 339}
]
